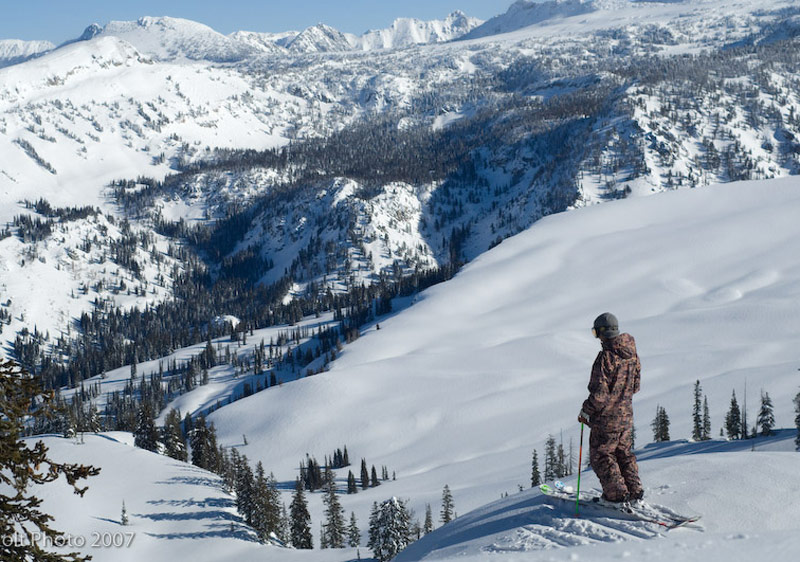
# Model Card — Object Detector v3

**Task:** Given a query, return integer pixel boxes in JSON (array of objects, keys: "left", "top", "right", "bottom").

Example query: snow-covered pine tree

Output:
[
  {"left": 235, "top": 455, "right": 256, "bottom": 526},
  {"left": 162, "top": 408, "right": 187, "bottom": 461},
  {"left": 725, "top": 391, "right": 742, "bottom": 440},
  {"left": 702, "top": 396, "right": 712, "bottom": 440},
  {"left": 289, "top": 478, "right": 313, "bottom": 549},
  {"left": 252, "top": 462, "right": 282, "bottom": 542},
  {"left": 121, "top": 500, "right": 129, "bottom": 526},
  {"left": 367, "top": 497, "right": 412, "bottom": 562},
  {"left": 756, "top": 391, "right": 775, "bottom": 436},
  {"left": 531, "top": 449, "right": 541, "bottom": 487},
  {"left": 440, "top": 484, "right": 454, "bottom": 524},
  {"left": 280, "top": 503, "right": 289, "bottom": 544},
  {"left": 543, "top": 435, "right": 557, "bottom": 481},
  {"left": 133, "top": 403, "right": 159, "bottom": 452},
  {"left": 692, "top": 380, "right": 703, "bottom": 441},
  {"left": 423, "top": 503, "right": 434, "bottom": 535},
  {"left": 322, "top": 471, "right": 346, "bottom": 548},
  {"left": 556, "top": 441, "right": 566, "bottom": 478},
  {"left": 347, "top": 511, "right": 360, "bottom": 547}
]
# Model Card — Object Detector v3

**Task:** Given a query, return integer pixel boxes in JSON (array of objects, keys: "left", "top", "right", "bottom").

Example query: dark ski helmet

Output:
[{"left": 593, "top": 312, "right": 619, "bottom": 339}]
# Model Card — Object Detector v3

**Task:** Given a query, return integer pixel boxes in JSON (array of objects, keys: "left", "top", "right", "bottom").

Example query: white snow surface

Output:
[{"left": 15, "top": 176, "right": 800, "bottom": 561}]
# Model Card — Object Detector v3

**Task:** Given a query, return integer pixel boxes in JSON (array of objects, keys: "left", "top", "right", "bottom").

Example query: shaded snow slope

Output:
[{"left": 207, "top": 176, "right": 800, "bottom": 556}]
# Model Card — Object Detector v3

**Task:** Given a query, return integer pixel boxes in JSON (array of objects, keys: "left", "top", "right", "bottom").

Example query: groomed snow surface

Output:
[{"left": 25, "top": 176, "right": 800, "bottom": 561}]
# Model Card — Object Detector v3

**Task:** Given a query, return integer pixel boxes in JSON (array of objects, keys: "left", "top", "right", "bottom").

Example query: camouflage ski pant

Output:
[{"left": 589, "top": 424, "right": 642, "bottom": 502}]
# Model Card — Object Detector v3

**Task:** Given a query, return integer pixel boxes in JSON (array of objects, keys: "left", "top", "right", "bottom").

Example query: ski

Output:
[{"left": 540, "top": 483, "right": 701, "bottom": 530}]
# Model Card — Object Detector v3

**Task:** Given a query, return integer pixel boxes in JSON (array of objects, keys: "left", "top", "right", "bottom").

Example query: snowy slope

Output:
[
  {"left": 397, "top": 437, "right": 800, "bottom": 561},
  {"left": 204, "top": 176, "right": 800, "bottom": 556},
  {"left": 23, "top": 434, "right": 353, "bottom": 562}
]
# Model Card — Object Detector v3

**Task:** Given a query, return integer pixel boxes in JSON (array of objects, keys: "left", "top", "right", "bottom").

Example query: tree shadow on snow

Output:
[{"left": 636, "top": 428, "right": 796, "bottom": 462}]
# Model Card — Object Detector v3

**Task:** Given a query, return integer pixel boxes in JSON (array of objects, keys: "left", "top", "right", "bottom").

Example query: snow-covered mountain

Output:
[
  {"left": 357, "top": 11, "right": 483, "bottom": 50},
  {"left": 0, "top": 38, "right": 54, "bottom": 68},
  {"left": 2, "top": 0, "right": 800, "bottom": 368},
  {"left": 92, "top": 16, "right": 260, "bottom": 62},
  {"left": 228, "top": 30, "right": 293, "bottom": 54},
  {"left": 284, "top": 23, "right": 356, "bottom": 53}
]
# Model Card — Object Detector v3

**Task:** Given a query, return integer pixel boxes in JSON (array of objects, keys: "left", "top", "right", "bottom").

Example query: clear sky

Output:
[{"left": 0, "top": 0, "right": 516, "bottom": 44}]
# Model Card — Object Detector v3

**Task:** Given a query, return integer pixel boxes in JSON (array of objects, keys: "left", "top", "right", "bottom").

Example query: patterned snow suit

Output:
[{"left": 581, "top": 333, "right": 643, "bottom": 502}]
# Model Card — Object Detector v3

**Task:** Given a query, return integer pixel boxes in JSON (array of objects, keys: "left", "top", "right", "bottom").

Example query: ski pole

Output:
[{"left": 575, "top": 422, "right": 584, "bottom": 518}]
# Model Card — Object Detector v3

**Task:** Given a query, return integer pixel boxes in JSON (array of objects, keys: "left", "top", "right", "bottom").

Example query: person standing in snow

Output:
[{"left": 578, "top": 313, "right": 644, "bottom": 503}]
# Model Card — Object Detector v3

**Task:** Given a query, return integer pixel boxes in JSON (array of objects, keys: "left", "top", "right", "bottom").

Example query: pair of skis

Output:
[{"left": 540, "top": 481, "right": 701, "bottom": 530}]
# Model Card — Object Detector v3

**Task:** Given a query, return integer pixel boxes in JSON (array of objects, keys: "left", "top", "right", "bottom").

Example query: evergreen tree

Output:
[
  {"left": 1, "top": 359, "right": 100, "bottom": 562},
  {"left": 440, "top": 484, "right": 454, "bottom": 524},
  {"left": 289, "top": 478, "right": 313, "bottom": 549},
  {"left": 360, "top": 458, "right": 370, "bottom": 490},
  {"left": 235, "top": 455, "right": 256, "bottom": 525},
  {"left": 371, "top": 465, "right": 380, "bottom": 487},
  {"left": 794, "top": 390, "right": 800, "bottom": 451},
  {"left": 368, "top": 497, "right": 412, "bottom": 562},
  {"left": 163, "top": 408, "right": 187, "bottom": 461},
  {"left": 756, "top": 391, "right": 775, "bottom": 436},
  {"left": 530, "top": 449, "right": 541, "bottom": 487},
  {"left": 252, "top": 462, "right": 282, "bottom": 542},
  {"left": 121, "top": 500, "right": 129, "bottom": 526},
  {"left": 725, "top": 391, "right": 742, "bottom": 440},
  {"left": 692, "top": 380, "right": 703, "bottom": 441},
  {"left": 322, "top": 472, "right": 346, "bottom": 548},
  {"left": 543, "top": 435, "right": 557, "bottom": 481},
  {"left": 133, "top": 403, "right": 159, "bottom": 452},
  {"left": 702, "top": 396, "right": 711, "bottom": 441},
  {"left": 555, "top": 440, "right": 566, "bottom": 479},
  {"left": 347, "top": 470, "right": 358, "bottom": 494},
  {"left": 651, "top": 405, "right": 670, "bottom": 442},
  {"left": 347, "top": 511, "right": 360, "bottom": 547},
  {"left": 423, "top": 503, "right": 434, "bottom": 535},
  {"left": 191, "top": 415, "right": 212, "bottom": 469}
]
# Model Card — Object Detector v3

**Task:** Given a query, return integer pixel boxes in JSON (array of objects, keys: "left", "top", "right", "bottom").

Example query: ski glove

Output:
[{"left": 578, "top": 409, "right": 591, "bottom": 426}]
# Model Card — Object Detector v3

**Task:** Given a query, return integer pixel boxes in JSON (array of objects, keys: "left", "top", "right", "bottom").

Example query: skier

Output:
[{"left": 578, "top": 312, "right": 644, "bottom": 503}]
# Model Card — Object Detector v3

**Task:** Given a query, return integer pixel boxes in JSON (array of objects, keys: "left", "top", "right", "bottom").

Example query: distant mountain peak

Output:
[
  {"left": 79, "top": 23, "right": 104, "bottom": 41},
  {"left": 82, "top": 15, "right": 259, "bottom": 62}
]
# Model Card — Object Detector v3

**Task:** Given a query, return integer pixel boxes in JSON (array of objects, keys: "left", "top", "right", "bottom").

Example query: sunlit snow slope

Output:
[{"left": 208, "top": 177, "right": 800, "bottom": 555}]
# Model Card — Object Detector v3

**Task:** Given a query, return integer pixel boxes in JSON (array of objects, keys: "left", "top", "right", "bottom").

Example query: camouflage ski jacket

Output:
[{"left": 581, "top": 333, "right": 641, "bottom": 431}]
